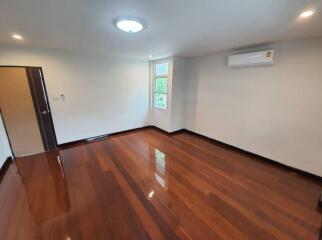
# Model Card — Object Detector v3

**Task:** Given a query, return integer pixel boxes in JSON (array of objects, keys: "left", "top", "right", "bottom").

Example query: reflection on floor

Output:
[{"left": 0, "top": 128, "right": 321, "bottom": 240}]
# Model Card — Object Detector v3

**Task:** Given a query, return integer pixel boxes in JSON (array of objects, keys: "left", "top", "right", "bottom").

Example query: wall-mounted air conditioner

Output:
[{"left": 228, "top": 50, "right": 275, "bottom": 68}]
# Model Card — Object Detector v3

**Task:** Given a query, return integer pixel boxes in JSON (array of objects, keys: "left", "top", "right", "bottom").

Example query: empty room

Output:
[{"left": 0, "top": 0, "right": 322, "bottom": 239}]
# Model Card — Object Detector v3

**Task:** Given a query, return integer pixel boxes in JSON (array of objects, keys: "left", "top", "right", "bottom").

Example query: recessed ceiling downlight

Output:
[{"left": 114, "top": 16, "right": 146, "bottom": 33}]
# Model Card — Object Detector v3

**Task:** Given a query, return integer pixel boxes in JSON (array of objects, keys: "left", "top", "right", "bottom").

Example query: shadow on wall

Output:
[{"left": 184, "top": 61, "right": 200, "bottom": 130}]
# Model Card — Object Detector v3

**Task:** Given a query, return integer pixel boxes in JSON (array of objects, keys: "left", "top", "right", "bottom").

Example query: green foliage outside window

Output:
[
  {"left": 155, "top": 77, "right": 167, "bottom": 93},
  {"left": 154, "top": 93, "right": 167, "bottom": 109}
]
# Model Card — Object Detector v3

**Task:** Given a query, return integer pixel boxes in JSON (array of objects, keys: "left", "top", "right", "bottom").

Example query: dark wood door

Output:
[{"left": 26, "top": 67, "right": 57, "bottom": 151}]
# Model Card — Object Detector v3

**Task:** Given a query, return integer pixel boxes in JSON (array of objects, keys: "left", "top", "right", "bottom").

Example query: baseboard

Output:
[
  {"left": 0, "top": 157, "right": 13, "bottom": 182},
  {"left": 57, "top": 125, "right": 322, "bottom": 182},
  {"left": 58, "top": 126, "right": 151, "bottom": 149},
  {"left": 57, "top": 125, "right": 183, "bottom": 149},
  {"left": 180, "top": 129, "right": 322, "bottom": 183},
  {"left": 148, "top": 126, "right": 185, "bottom": 135},
  {"left": 108, "top": 126, "right": 152, "bottom": 136},
  {"left": 147, "top": 126, "right": 322, "bottom": 181}
]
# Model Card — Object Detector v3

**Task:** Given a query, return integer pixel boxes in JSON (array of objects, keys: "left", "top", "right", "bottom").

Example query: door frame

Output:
[
  {"left": 0, "top": 66, "right": 58, "bottom": 157},
  {"left": 0, "top": 109, "right": 14, "bottom": 158}
]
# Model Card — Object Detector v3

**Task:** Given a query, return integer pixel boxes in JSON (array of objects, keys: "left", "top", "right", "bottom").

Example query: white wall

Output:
[
  {"left": 0, "top": 45, "right": 150, "bottom": 144},
  {"left": 184, "top": 37, "right": 322, "bottom": 177},
  {"left": 0, "top": 112, "right": 12, "bottom": 166},
  {"left": 171, "top": 57, "right": 187, "bottom": 131}
]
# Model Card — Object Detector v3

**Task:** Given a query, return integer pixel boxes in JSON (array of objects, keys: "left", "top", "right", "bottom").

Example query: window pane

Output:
[
  {"left": 155, "top": 77, "right": 167, "bottom": 93},
  {"left": 155, "top": 63, "right": 168, "bottom": 76},
  {"left": 154, "top": 93, "right": 167, "bottom": 109}
]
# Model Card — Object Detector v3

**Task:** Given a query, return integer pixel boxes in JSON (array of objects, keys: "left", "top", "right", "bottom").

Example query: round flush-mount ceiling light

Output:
[
  {"left": 114, "top": 16, "right": 147, "bottom": 33},
  {"left": 299, "top": 10, "right": 315, "bottom": 18},
  {"left": 12, "top": 34, "right": 23, "bottom": 40}
]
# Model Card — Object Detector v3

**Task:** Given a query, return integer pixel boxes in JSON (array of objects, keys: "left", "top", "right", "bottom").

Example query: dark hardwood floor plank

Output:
[
  {"left": 90, "top": 142, "right": 167, "bottom": 240},
  {"left": 99, "top": 140, "right": 181, "bottom": 240},
  {"left": 109, "top": 135, "right": 246, "bottom": 240},
  {"left": 116, "top": 131, "right": 310, "bottom": 239},
  {"left": 174, "top": 132, "right": 321, "bottom": 206},
  {"left": 137, "top": 129, "right": 321, "bottom": 226},
  {"left": 85, "top": 144, "right": 150, "bottom": 240},
  {"left": 0, "top": 128, "right": 321, "bottom": 240}
]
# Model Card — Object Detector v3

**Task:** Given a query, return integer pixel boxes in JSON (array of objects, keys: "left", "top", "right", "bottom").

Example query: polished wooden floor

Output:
[{"left": 0, "top": 128, "right": 321, "bottom": 240}]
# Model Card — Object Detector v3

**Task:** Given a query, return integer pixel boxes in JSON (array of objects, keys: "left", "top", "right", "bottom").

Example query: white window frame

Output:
[{"left": 153, "top": 61, "right": 169, "bottom": 110}]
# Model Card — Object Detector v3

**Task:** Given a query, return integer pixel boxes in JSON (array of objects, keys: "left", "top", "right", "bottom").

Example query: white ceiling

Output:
[{"left": 0, "top": 0, "right": 321, "bottom": 59}]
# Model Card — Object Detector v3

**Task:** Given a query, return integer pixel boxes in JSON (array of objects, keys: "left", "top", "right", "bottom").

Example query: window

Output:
[{"left": 153, "top": 62, "right": 168, "bottom": 109}]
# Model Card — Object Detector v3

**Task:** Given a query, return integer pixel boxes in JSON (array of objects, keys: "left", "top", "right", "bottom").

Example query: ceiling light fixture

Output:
[
  {"left": 12, "top": 34, "right": 23, "bottom": 40},
  {"left": 114, "top": 16, "right": 146, "bottom": 33},
  {"left": 299, "top": 10, "right": 315, "bottom": 18}
]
